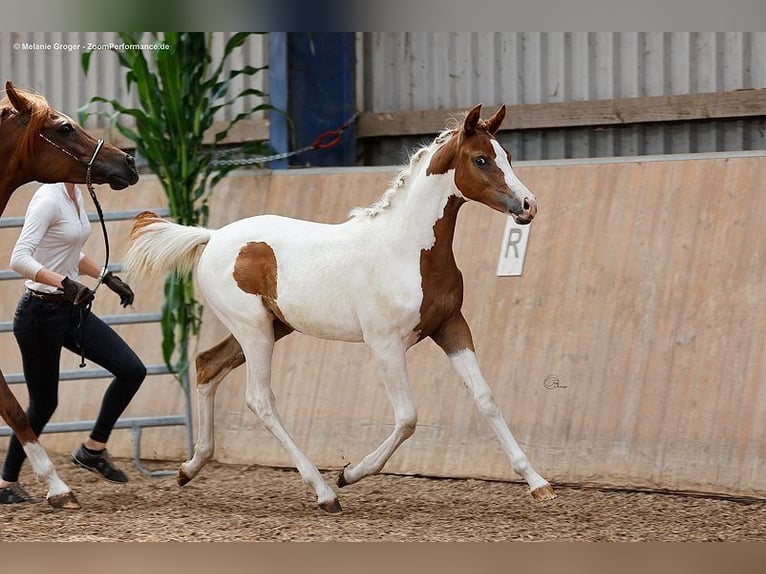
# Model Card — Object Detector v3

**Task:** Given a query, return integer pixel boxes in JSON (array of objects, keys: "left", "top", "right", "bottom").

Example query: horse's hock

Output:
[{"left": 1, "top": 152, "right": 764, "bottom": 500}]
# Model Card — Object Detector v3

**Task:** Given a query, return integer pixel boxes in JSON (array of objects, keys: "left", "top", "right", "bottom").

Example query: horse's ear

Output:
[
  {"left": 5, "top": 81, "right": 29, "bottom": 115},
  {"left": 485, "top": 104, "right": 506, "bottom": 135},
  {"left": 463, "top": 104, "right": 482, "bottom": 136}
]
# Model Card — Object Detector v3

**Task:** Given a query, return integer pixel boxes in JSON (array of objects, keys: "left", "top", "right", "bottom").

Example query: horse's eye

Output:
[
  {"left": 60, "top": 122, "right": 75, "bottom": 134},
  {"left": 474, "top": 156, "right": 488, "bottom": 167}
]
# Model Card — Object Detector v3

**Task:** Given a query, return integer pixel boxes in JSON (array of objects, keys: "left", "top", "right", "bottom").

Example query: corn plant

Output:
[{"left": 81, "top": 32, "right": 273, "bottom": 379}]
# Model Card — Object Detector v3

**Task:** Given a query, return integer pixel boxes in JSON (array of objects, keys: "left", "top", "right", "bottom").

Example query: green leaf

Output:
[
  {"left": 81, "top": 51, "right": 93, "bottom": 74},
  {"left": 82, "top": 32, "right": 272, "bottom": 384}
]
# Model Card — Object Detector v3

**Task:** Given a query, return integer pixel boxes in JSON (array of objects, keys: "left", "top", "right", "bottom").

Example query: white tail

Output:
[{"left": 124, "top": 212, "right": 212, "bottom": 280}]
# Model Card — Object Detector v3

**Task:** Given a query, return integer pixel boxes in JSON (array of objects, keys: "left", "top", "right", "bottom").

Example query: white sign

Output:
[{"left": 496, "top": 217, "right": 532, "bottom": 276}]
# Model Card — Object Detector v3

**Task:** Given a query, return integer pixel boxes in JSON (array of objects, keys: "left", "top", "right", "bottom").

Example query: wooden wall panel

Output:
[{"left": 1, "top": 154, "right": 763, "bottom": 498}]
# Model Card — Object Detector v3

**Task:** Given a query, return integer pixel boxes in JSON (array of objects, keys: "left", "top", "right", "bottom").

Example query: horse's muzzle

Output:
[
  {"left": 511, "top": 196, "right": 537, "bottom": 225},
  {"left": 108, "top": 154, "right": 139, "bottom": 189}
]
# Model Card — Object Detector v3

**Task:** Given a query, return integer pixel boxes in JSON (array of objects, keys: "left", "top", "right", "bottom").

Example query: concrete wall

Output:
[{"left": 1, "top": 152, "right": 764, "bottom": 497}]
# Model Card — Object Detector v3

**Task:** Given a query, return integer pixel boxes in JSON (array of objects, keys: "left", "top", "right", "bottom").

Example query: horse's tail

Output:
[{"left": 124, "top": 211, "right": 212, "bottom": 279}]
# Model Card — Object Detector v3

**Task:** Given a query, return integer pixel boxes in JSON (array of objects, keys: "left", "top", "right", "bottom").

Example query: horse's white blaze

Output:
[
  {"left": 23, "top": 441, "right": 70, "bottom": 497},
  {"left": 490, "top": 139, "right": 535, "bottom": 202}
]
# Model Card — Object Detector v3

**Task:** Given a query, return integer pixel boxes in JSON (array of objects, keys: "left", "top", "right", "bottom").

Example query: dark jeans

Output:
[{"left": 1, "top": 292, "right": 146, "bottom": 482}]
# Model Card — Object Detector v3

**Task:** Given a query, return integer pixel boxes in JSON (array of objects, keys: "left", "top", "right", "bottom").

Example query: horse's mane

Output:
[
  {"left": 349, "top": 125, "right": 458, "bottom": 220},
  {"left": 0, "top": 88, "right": 52, "bottom": 159}
]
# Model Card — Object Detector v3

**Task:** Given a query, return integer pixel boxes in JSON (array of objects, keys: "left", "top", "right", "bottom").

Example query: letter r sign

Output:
[{"left": 496, "top": 216, "right": 532, "bottom": 276}]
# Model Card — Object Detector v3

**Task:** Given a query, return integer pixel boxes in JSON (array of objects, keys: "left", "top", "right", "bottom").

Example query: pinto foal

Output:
[{"left": 126, "top": 104, "right": 555, "bottom": 512}]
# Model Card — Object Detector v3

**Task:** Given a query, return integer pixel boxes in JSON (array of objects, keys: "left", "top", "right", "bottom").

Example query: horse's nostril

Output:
[
  {"left": 523, "top": 198, "right": 531, "bottom": 210},
  {"left": 125, "top": 154, "right": 136, "bottom": 169}
]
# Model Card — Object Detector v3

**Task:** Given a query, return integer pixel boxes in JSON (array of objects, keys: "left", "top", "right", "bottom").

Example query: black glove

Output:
[
  {"left": 61, "top": 277, "right": 96, "bottom": 307},
  {"left": 102, "top": 271, "right": 134, "bottom": 307}
]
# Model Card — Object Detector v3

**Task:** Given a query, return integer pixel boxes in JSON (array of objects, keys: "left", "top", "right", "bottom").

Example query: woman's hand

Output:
[{"left": 102, "top": 271, "right": 134, "bottom": 307}]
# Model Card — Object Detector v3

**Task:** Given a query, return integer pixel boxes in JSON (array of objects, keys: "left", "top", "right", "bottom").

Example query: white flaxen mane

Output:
[{"left": 349, "top": 126, "right": 457, "bottom": 220}]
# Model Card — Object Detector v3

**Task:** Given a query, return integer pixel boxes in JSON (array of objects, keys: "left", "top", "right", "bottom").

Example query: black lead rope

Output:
[
  {"left": 76, "top": 300, "right": 93, "bottom": 368},
  {"left": 76, "top": 139, "right": 108, "bottom": 368}
]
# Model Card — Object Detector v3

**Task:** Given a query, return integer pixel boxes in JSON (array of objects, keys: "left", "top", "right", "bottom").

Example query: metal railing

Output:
[{"left": 0, "top": 208, "right": 193, "bottom": 477}]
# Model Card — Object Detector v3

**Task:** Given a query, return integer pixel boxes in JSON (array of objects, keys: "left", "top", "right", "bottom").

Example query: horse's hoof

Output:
[
  {"left": 177, "top": 470, "right": 191, "bottom": 486},
  {"left": 531, "top": 484, "right": 557, "bottom": 501},
  {"left": 336, "top": 464, "right": 350, "bottom": 488},
  {"left": 319, "top": 498, "right": 343, "bottom": 513},
  {"left": 47, "top": 491, "right": 81, "bottom": 510}
]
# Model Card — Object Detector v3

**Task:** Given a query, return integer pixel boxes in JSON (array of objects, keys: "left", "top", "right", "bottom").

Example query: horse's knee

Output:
[{"left": 475, "top": 392, "right": 501, "bottom": 418}]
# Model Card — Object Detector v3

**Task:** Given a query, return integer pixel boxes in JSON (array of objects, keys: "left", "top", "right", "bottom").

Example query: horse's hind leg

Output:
[
  {"left": 0, "top": 372, "right": 79, "bottom": 509},
  {"left": 338, "top": 338, "right": 417, "bottom": 488},
  {"left": 178, "top": 323, "right": 293, "bottom": 486},
  {"left": 178, "top": 334, "right": 245, "bottom": 486},
  {"left": 432, "top": 312, "right": 555, "bottom": 501}
]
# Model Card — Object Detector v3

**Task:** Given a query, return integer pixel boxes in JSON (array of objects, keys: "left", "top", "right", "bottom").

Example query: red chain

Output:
[{"left": 309, "top": 113, "right": 359, "bottom": 150}]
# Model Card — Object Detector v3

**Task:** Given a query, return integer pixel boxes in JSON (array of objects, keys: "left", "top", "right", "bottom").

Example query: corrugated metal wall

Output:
[
  {"left": 361, "top": 32, "right": 766, "bottom": 163},
  {"left": 0, "top": 32, "right": 268, "bottom": 128},
  {"left": 4, "top": 32, "right": 764, "bottom": 163}
]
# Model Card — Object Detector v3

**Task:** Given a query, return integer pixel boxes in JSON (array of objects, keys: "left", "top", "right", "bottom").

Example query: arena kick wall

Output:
[{"left": 0, "top": 152, "right": 763, "bottom": 498}]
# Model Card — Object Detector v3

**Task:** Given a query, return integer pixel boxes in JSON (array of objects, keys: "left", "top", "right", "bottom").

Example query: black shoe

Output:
[
  {"left": 71, "top": 444, "right": 128, "bottom": 484},
  {"left": 0, "top": 483, "right": 43, "bottom": 504}
]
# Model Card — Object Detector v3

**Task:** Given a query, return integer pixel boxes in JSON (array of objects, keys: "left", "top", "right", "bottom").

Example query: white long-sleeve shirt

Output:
[{"left": 10, "top": 183, "right": 91, "bottom": 294}]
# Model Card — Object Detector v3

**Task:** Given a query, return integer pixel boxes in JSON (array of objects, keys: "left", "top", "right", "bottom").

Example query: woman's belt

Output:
[{"left": 27, "top": 289, "right": 68, "bottom": 302}]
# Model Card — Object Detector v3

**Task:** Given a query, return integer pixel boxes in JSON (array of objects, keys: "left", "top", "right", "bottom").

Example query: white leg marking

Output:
[
  {"left": 448, "top": 349, "right": 550, "bottom": 493},
  {"left": 341, "top": 340, "right": 417, "bottom": 486},
  {"left": 24, "top": 441, "right": 71, "bottom": 497}
]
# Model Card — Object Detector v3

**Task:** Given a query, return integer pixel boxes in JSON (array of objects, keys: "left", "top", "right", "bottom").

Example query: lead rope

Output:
[{"left": 77, "top": 139, "right": 107, "bottom": 368}]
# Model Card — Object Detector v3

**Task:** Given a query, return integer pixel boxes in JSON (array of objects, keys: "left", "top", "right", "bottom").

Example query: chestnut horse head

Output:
[
  {"left": 0, "top": 81, "right": 138, "bottom": 211},
  {"left": 427, "top": 104, "right": 537, "bottom": 225}
]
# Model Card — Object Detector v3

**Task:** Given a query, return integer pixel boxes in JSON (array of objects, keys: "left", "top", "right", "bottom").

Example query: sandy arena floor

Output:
[{"left": 1, "top": 453, "right": 764, "bottom": 542}]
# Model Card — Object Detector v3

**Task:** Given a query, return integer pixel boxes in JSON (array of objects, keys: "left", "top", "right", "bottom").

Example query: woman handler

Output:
[{"left": 0, "top": 182, "right": 146, "bottom": 503}]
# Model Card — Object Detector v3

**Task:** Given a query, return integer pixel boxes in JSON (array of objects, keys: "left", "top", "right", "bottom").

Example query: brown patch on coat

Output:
[
  {"left": 0, "top": 379, "right": 37, "bottom": 443},
  {"left": 234, "top": 241, "right": 278, "bottom": 299},
  {"left": 426, "top": 132, "right": 458, "bottom": 175},
  {"left": 195, "top": 334, "right": 246, "bottom": 387},
  {"left": 233, "top": 241, "right": 292, "bottom": 326},
  {"left": 413, "top": 195, "right": 473, "bottom": 354},
  {"left": 195, "top": 321, "right": 294, "bottom": 388}
]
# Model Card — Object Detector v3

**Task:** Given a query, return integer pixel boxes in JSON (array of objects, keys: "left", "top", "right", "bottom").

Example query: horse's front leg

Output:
[
  {"left": 0, "top": 372, "right": 79, "bottom": 509},
  {"left": 431, "top": 312, "right": 556, "bottom": 501},
  {"left": 337, "top": 338, "right": 417, "bottom": 488}
]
